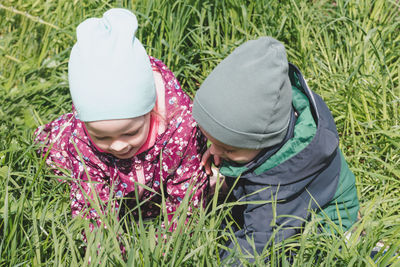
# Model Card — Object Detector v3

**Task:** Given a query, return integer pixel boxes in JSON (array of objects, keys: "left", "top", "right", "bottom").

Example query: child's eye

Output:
[
  {"left": 94, "top": 136, "right": 109, "bottom": 141},
  {"left": 125, "top": 130, "right": 139, "bottom": 136}
]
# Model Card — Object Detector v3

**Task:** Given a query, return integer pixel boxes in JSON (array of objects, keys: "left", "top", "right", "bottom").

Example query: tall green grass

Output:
[{"left": 1, "top": 0, "right": 400, "bottom": 265}]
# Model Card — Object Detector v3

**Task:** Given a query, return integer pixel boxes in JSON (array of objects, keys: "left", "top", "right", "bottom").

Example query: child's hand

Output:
[
  {"left": 208, "top": 166, "right": 228, "bottom": 196},
  {"left": 201, "top": 147, "right": 221, "bottom": 175}
]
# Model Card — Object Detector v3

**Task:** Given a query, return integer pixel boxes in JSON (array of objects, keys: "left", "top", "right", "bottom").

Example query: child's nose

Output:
[{"left": 109, "top": 140, "right": 129, "bottom": 152}]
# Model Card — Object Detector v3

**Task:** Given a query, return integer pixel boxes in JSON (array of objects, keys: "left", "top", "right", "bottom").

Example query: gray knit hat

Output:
[{"left": 193, "top": 37, "right": 292, "bottom": 149}]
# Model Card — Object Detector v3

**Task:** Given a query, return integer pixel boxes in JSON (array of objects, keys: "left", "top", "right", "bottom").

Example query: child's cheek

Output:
[
  {"left": 134, "top": 131, "right": 149, "bottom": 145},
  {"left": 93, "top": 140, "right": 110, "bottom": 151}
]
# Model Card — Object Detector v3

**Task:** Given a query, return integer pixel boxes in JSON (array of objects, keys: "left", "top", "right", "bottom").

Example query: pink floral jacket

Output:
[{"left": 35, "top": 57, "right": 209, "bottom": 227}]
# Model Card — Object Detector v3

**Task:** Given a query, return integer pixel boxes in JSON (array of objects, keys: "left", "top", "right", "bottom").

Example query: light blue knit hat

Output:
[{"left": 68, "top": 8, "right": 156, "bottom": 122}]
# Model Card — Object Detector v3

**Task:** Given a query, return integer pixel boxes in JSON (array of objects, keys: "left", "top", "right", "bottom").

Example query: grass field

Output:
[{"left": 1, "top": 0, "right": 400, "bottom": 266}]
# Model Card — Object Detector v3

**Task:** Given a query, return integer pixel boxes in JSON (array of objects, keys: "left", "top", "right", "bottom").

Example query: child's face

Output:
[
  {"left": 85, "top": 113, "right": 151, "bottom": 159},
  {"left": 200, "top": 128, "right": 262, "bottom": 164}
]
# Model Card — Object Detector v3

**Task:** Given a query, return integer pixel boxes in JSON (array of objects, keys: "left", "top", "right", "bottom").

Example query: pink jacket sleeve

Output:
[
  {"left": 163, "top": 114, "right": 209, "bottom": 227},
  {"left": 35, "top": 114, "right": 112, "bottom": 226},
  {"left": 34, "top": 114, "right": 74, "bottom": 178}
]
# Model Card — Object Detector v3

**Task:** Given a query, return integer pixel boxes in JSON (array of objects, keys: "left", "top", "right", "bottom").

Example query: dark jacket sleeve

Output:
[
  {"left": 220, "top": 179, "right": 310, "bottom": 262},
  {"left": 220, "top": 148, "right": 342, "bottom": 263}
]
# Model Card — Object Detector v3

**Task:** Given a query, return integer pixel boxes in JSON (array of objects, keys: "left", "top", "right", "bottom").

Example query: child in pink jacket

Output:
[{"left": 35, "top": 9, "right": 208, "bottom": 229}]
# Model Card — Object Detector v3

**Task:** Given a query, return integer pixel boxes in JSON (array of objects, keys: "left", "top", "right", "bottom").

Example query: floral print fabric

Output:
[{"left": 35, "top": 57, "right": 208, "bottom": 228}]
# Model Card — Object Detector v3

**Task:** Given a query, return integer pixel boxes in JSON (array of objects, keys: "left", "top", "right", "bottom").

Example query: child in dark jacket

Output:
[{"left": 192, "top": 37, "right": 359, "bottom": 260}]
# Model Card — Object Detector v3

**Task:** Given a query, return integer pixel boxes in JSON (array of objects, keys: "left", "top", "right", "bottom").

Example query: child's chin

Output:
[
  {"left": 223, "top": 158, "right": 250, "bottom": 166},
  {"left": 113, "top": 148, "right": 136, "bottom": 159}
]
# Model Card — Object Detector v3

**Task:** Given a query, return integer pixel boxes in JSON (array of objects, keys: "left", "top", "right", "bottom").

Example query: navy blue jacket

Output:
[{"left": 220, "top": 64, "right": 358, "bottom": 261}]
